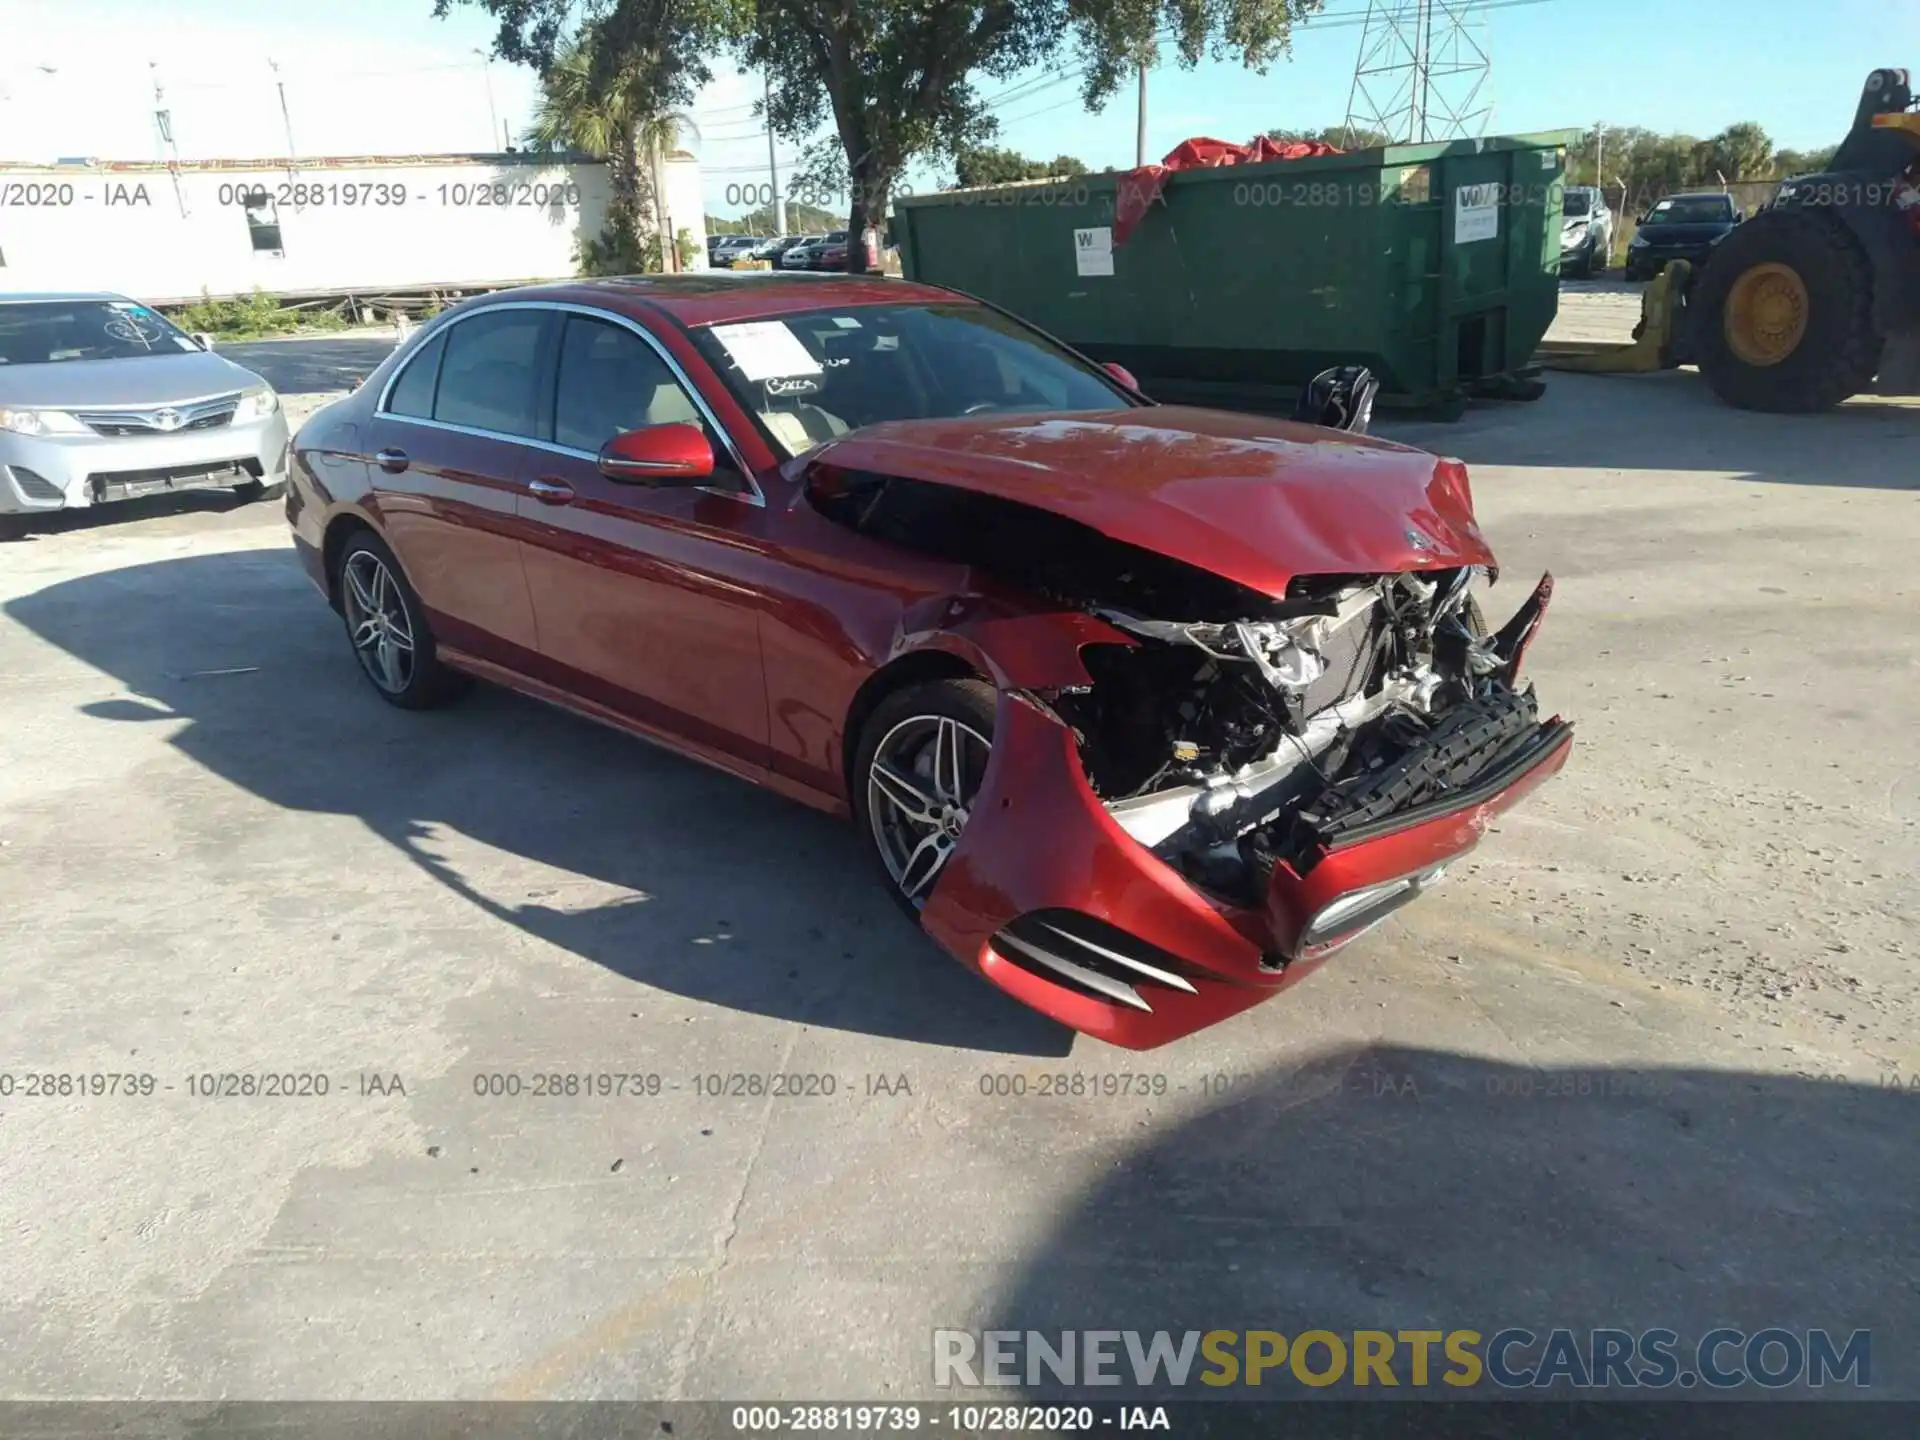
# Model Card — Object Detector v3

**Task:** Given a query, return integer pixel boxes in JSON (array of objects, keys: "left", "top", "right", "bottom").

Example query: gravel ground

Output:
[{"left": 1, "top": 325, "right": 1915, "bottom": 1408}]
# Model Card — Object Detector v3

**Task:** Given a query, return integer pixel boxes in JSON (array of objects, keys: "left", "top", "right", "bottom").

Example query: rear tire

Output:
[
  {"left": 1693, "top": 207, "right": 1882, "bottom": 413},
  {"left": 851, "top": 678, "right": 998, "bottom": 922},
  {"left": 334, "top": 530, "right": 469, "bottom": 710}
]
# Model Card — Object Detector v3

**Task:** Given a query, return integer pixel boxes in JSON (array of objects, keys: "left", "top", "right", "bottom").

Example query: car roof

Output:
[
  {"left": 1661, "top": 192, "right": 1733, "bottom": 202},
  {"left": 482, "top": 274, "right": 969, "bottom": 327}
]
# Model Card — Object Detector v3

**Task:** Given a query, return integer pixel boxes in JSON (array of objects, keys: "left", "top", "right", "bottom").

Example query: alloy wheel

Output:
[
  {"left": 341, "top": 550, "right": 416, "bottom": 696},
  {"left": 866, "top": 713, "right": 992, "bottom": 906}
]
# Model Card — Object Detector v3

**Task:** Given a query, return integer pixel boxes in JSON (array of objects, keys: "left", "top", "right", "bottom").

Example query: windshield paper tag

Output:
[{"left": 710, "top": 321, "right": 823, "bottom": 382}]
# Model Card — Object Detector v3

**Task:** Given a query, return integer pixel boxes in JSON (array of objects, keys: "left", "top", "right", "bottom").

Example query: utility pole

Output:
[
  {"left": 1594, "top": 120, "right": 1605, "bottom": 188},
  {"left": 269, "top": 59, "right": 296, "bottom": 158},
  {"left": 1135, "top": 61, "right": 1148, "bottom": 166},
  {"left": 765, "top": 71, "right": 786, "bottom": 234},
  {"left": 473, "top": 50, "right": 500, "bottom": 151}
]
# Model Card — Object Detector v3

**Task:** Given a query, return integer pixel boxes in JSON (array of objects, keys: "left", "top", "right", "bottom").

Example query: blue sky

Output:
[{"left": 1, "top": 0, "right": 1908, "bottom": 221}]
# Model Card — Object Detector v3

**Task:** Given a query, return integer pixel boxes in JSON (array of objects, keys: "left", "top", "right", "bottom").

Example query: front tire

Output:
[
  {"left": 852, "top": 679, "right": 997, "bottom": 920},
  {"left": 1693, "top": 207, "right": 1881, "bottom": 413},
  {"left": 334, "top": 531, "right": 468, "bottom": 710}
]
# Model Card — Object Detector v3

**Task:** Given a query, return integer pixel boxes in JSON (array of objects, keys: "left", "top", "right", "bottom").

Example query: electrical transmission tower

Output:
[{"left": 1342, "top": 0, "right": 1494, "bottom": 145}]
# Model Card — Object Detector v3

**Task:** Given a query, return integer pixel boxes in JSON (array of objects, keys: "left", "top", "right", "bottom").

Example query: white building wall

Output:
[{"left": 0, "top": 155, "right": 690, "bottom": 302}]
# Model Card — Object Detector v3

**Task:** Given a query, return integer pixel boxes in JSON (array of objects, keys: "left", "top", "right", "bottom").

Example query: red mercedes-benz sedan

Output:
[{"left": 287, "top": 275, "right": 1571, "bottom": 1048}]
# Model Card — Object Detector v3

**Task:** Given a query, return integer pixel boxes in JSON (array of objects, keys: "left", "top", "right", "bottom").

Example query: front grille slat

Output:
[
  {"left": 73, "top": 393, "right": 242, "bottom": 437},
  {"left": 6, "top": 466, "right": 65, "bottom": 502},
  {"left": 992, "top": 910, "right": 1207, "bottom": 1014}
]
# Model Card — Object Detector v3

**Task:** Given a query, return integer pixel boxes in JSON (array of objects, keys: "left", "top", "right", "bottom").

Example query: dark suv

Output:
[{"left": 1624, "top": 192, "right": 1744, "bottom": 281}]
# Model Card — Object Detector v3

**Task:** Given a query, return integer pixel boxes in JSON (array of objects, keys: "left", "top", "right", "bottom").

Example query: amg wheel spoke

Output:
[
  {"left": 351, "top": 616, "right": 382, "bottom": 650},
  {"left": 344, "top": 562, "right": 377, "bottom": 616},
  {"left": 899, "top": 831, "right": 952, "bottom": 898},
  {"left": 377, "top": 636, "right": 402, "bottom": 691},
  {"left": 871, "top": 761, "right": 940, "bottom": 825},
  {"left": 934, "top": 717, "right": 966, "bottom": 805}
]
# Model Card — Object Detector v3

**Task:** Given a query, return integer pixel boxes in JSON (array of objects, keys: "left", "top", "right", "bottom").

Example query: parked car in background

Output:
[
  {"left": 0, "top": 291, "right": 287, "bottom": 536},
  {"left": 286, "top": 274, "right": 1570, "bottom": 1048},
  {"left": 1558, "top": 186, "right": 1613, "bottom": 278},
  {"left": 1624, "top": 192, "right": 1743, "bottom": 280},
  {"left": 750, "top": 236, "right": 811, "bottom": 264},
  {"left": 707, "top": 235, "right": 766, "bottom": 269},
  {"left": 814, "top": 233, "right": 851, "bottom": 270},
  {"left": 779, "top": 235, "right": 830, "bottom": 269}
]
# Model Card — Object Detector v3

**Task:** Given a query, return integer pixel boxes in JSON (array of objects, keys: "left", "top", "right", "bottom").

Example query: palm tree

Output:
[{"left": 526, "top": 33, "right": 700, "bottom": 273}]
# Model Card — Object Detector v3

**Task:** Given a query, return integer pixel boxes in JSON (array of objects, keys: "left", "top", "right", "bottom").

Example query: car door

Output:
[
  {"left": 513, "top": 307, "right": 772, "bottom": 774},
  {"left": 364, "top": 306, "right": 552, "bottom": 661}
]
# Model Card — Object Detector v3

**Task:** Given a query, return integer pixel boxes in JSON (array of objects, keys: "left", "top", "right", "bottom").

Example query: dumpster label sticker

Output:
[
  {"left": 709, "top": 321, "right": 823, "bottom": 382},
  {"left": 1454, "top": 184, "right": 1501, "bottom": 244},
  {"left": 1074, "top": 226, "right": 1115, "bottom": 276}
]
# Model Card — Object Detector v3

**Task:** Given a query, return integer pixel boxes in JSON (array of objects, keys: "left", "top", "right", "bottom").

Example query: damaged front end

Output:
[
  {"left": 808, "top": 455, "right": 1571, "bottom": 1046},
  {"left": 1055, "top": 567, "right": 1563, "bottom": 938}
]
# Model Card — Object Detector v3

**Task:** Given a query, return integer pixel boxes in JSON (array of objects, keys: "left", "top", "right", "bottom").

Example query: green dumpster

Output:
[{"left": 892, "top": 131, "right": 1577, "bottom": 416}]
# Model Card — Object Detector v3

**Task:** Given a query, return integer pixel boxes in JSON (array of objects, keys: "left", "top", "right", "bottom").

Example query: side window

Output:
[
  {"left": 245, "top": 194, "right": 284, "bottom": 255},
  {"left": 382, "top": 330, "right": 446, "bottom": 419},
  {"left": 433, "top": 308, "right": 548, "bottom": 438},
  {"left": 553, "top": 314, "right": 703, "bottom": 452}
]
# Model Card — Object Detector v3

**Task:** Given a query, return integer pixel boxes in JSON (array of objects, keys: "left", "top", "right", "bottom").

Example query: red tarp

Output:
[{"left": 1113, "top": 136, "right": 1343, "bottom": 246}]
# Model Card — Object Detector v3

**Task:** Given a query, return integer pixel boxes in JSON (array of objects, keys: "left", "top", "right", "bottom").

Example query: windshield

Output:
[
  {"left": 1562, "top": 192, "right": 1592, "bottom": 217},
  {"left": 689, "top": 302, "right": 1133, "bottom": 458},
  {"left": 1645, "top": 196, "right": 1733, "bottom": 225},
  {"left": 0, "top": 299, "right": 199, "bottom": 365}
]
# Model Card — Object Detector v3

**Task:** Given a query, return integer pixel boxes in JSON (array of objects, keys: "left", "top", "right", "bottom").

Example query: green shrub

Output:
[{"left": 168, "top": 288, "right": 349, "bottom": 340}]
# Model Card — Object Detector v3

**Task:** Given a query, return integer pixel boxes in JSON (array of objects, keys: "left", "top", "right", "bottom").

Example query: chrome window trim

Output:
[{"left": 375, "top": 298, "right": 764, "bottom": 507}]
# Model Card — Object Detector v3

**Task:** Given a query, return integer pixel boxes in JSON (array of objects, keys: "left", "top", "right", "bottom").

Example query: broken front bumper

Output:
[{"left": 919, "top": 689, "right": 1572, "bottom": 1051}]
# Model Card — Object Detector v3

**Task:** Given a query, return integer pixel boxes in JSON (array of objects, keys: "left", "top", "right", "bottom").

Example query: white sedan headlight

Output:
[
  {"left": 233, "top": 387, "right": 280, "bottom": 423},
  {"left": 0, "top": 407, "right": 87, "bottom": 437}
]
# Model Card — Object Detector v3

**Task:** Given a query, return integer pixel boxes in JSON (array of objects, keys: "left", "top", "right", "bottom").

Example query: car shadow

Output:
[
  {"left": 4, "top": 549, "right": 1073, "bottom": 1056},
  {"left": 983, "top": 1045, "right": 1917, "bottom": 1416},
  {"left": 1377, "top": 370, "right": 1920, "bottom": 490},
  {"left": 0, "top": 487, "right": 264, "bottom": 541}
]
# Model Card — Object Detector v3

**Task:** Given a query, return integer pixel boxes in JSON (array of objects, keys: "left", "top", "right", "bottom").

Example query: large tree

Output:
[
  {"left": 738, "top": 0, "right": 1327, "bottom": 270},
  {"left": 1695, "top": 121, "right": 1773, "bottom": 183},
  {"left": 951, "top": 144, "right": 1088, "bottom": 188},
  {"left": 1265, "top": 124, "right": 1389, "bottom": 150},
  {"left": 440, "top": 0, "right": 728, "bottom": 271}
]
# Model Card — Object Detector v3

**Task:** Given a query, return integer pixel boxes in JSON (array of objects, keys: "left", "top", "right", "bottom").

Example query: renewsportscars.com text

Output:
[{"left": 933, "top": 1328, "right": 1870, "bottom": 1391}]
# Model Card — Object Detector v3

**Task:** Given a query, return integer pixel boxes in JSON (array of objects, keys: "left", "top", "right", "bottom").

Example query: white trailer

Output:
[{"left": 0, "top": 152, "right": 710, "bottom": 304}]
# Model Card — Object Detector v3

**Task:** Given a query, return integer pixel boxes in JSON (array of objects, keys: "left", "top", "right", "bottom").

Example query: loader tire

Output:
[{"left": 1693, "top": 207, "right": 1882, "bottom": 413}]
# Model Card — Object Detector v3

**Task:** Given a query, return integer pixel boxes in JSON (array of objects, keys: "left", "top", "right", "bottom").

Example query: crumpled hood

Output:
[
  {"left": 802, "top": 406, "right": 1493, "bottom": 598},
  {"left": 0, "top": 349, "right": 266, "bottom": 408}
]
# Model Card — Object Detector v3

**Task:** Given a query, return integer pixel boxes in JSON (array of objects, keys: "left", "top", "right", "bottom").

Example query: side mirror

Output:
[
  {"left": 191, "top": 332, "right": 216, "bottom": 350},
  {"left": 597, "top": 423, "right": 716, "bottom": 485},
  {"left": 1734, "top": 209, "right": 1745, "bottom": 222},
  {"left": 1102, "top": 360, "right": 1141, "bottom": 391}
]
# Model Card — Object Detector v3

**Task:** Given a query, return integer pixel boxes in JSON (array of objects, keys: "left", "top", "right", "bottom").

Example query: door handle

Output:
[
  {"left": 374, "top": 448, "right": 410, "bottom": 474},
  {"left": 527, "top": 477, "right": 576, "bottom": 505}
]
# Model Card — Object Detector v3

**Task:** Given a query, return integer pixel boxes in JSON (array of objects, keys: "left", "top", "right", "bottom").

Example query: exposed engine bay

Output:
[{"left": 810, "top": 469, "right": 1559, "bottom": 905}]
